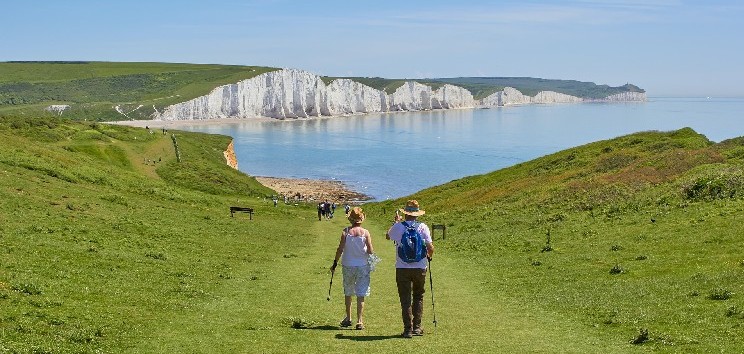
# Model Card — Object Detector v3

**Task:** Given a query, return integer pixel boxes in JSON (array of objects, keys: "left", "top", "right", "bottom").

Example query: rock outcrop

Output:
[{"left": 155, "top": 68, "right": 646, "bottom": 121}]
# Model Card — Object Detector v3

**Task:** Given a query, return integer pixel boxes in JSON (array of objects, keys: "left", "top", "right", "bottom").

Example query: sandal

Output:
[
  {"left": 355, "top": 323, "right": 365, "bottom": 330},
  {"left": 339, "top": 319, "right": 352, "bottom": 327}
]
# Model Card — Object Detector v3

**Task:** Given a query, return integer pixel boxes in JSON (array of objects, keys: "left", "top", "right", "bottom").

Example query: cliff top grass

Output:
[
  {"left": 1, "top": 61, "right": 643, "bottom": 122},
  {"left": 2, "top": 113, "right": 743, "bottom": 352}
]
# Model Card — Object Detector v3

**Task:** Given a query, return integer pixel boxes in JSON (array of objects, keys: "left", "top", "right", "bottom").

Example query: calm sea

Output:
[{"left": 179, "top": 97, "right": 744, "bottom": 201}]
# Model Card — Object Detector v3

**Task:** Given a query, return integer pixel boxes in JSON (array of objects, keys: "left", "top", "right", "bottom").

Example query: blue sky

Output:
[{"left": 4, "top": 0, "right": 743, "bottom": 97}]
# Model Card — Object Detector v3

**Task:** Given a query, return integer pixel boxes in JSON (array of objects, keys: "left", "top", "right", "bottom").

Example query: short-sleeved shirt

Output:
[{"left": 387, "top": 221, "right": 432, "bottom": 269}]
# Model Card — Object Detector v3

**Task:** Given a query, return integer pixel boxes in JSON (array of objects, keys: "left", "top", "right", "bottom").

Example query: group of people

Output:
[
  {"left": 331, "top": 200, "right": 434, "bottom": 338},
  {"left": 317, "top": 201, "right": 337, "bottom": 220}
]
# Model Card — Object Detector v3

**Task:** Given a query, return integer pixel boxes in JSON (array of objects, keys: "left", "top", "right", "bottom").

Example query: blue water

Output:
[{"left": 179, "top": 97, "right": 744, "bottom": 201}]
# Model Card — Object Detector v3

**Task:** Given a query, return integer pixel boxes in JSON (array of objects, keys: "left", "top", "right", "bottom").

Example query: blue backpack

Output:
[{"left": 398, "top": 221, "right": 427, "bottom": 263}]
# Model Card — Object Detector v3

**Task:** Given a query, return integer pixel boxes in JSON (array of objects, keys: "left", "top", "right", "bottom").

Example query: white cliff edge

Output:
[{"left": 155, "top": 69, "right": 646, "bottom": 121}]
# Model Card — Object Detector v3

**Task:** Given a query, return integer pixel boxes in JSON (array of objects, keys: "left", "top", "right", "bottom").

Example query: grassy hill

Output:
[
  {"left": 366, "top": 128, "right": 744, "bottom": 351},
  {"left": 1, "top": 62, "right": 644, "bottom": 122},
  {"left": 0, "top": 62, "right": 278, "bottom": 121},
  {"left": 1, "top": 112, "right": 742, "bottom": 352}
]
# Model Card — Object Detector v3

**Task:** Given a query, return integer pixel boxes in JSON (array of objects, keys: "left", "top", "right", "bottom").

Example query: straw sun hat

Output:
[
  {"left": 347, "top": 207, "right": 365, "bottom": 224},
  {"left": 399, "top": 200, "right": 425, "bottom": 217}
]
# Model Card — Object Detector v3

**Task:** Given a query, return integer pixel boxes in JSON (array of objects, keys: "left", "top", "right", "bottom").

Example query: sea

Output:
[{"left": 178, "top": 97, "right": 744, "bottom": 201}]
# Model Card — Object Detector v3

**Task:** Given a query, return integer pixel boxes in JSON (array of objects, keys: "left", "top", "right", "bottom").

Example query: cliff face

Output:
[
  {"left": 155, "top": 69, "right": 646, "bottom": 121},
  {"left": 224, "top": 140, "right": 238, "bottom": 170},
  {"left": 600, "top": 92, "right": 647, "bottom": 102}
]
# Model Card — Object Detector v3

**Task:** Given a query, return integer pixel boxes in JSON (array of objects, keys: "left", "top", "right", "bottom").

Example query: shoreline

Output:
[
  {"left": 254, "top": 176, "right": 373, "bottom": 204},
  {"left": 110, "top": 117, "right": 377, "bottom": 203},
  {"left": 106, "top": 117, "right": 277, "bottom": 128}
]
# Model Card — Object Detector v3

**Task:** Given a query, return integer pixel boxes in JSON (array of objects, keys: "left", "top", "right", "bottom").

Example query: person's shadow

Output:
[
  {"left": 304, "top": 325, "right": 337, "bottom": 331},
  {"left": 334, "top": 333, "right": 400, "bottom": 341},
  {"left": 302, "top": 325, "right": 400, "bottom": 340}
]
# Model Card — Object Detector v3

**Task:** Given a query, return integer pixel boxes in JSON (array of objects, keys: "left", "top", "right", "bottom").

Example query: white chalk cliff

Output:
[{"left": 155, "top": 69, "right": 646, "bottom": 121}]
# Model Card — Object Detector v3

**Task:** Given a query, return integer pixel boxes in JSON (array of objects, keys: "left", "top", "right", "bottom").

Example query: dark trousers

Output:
[{"left": 396, "top": 267, "right": 427, "bottom": 331}]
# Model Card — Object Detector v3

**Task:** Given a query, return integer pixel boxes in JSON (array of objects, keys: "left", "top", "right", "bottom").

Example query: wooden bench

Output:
[
  {"left": 230, "top": 206, "right": 254, "bottom": 220},
  {"left": 431, "top": 224, "right": 446, "bottom": 240}
]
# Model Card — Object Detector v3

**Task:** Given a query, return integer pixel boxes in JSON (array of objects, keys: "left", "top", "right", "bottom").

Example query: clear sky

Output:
[{"left": 4, "top": 0, "right": 743, "bottom": 97}]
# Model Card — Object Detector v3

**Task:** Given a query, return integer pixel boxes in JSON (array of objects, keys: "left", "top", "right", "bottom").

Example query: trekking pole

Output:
[
  {"left": 327, "top": 264, "right": 336, "bottom": 301},
  {"left": 428, "top": 258, "right": 437, "bottom": 328}
]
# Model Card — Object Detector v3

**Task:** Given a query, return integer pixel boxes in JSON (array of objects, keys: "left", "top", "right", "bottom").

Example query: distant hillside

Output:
[
  {"left": 1, "top": 61, "right": 645, "bottom": 121},
  {"left": 432, "top": 77, "right": 645, "bottom": 99},
  {"left": 0, "top": 61, "right": 278, "bottom": 121}
]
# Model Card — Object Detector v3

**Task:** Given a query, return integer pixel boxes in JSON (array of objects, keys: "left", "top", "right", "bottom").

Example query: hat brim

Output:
[{"left": 399, "top": 208, "right": 425, "bottom": 216}]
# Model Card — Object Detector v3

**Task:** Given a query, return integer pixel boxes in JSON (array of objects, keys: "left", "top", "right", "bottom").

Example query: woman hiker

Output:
[
  {"left": 386, "top": 200, "right": 434, "bottom": 338},
  {"left": 331, "top": 207, "right": 375, "bottom": 330}
]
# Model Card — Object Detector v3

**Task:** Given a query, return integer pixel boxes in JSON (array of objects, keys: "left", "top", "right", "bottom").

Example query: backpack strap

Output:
[{"left": 401, "top": 221, "right": 418, "bottom": 229}]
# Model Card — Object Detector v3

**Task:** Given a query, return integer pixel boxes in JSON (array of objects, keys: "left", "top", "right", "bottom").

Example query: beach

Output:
[{"left": 255, "top": 176, "right": 371, "bottom": 203}]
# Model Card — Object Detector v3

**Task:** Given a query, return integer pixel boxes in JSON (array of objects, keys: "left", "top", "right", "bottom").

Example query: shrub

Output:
[
  {"left": 609, "top": 265, "right": 625, "bottom": 275},
  {"left": 289, "top": 317, "right": 314, "bottom": 329},
  {"left": 683, "top": 170, "right": 744, "bottom": 201},
  {"left": 12, "top": 283, "right": 42, "bottom": 295},
  {"left": 145, "top": 252, "right": 167, "bottom": 261},
  {"left": 630, "top": 328, "right": 650, "bottom": 344},
  {"left": 709, "top": 288, "right": 733, "bottom": 300}
]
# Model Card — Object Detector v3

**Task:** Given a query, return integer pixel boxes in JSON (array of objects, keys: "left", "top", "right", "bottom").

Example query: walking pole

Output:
[
  {"left": 327, "top": 265, "right": 336, "bottom": 301},
  {"left": 428, "top": 258, "right": 437, "bottom": 328}
]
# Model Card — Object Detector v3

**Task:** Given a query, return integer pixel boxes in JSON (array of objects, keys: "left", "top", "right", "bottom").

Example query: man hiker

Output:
[{"left": 386, "top": 200, "right": 434, "bottom": 338}]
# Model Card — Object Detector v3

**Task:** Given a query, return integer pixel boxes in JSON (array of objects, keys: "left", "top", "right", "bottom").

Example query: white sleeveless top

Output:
[{"left": 341, "top": 228, "right": 369, "bottom": 267}]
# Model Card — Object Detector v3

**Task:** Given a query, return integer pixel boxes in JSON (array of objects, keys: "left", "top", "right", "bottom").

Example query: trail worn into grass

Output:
[{"left": 132, "top": 214, "right": 641, "bottom": 353}]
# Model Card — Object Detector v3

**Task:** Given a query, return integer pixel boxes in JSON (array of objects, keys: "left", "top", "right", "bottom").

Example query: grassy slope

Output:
[
  {"left": 2, "top": 116, "right": 742, "bottom": 352},
  {"left": 0, "top": 62, "right": 278, "bottom": 121},
  {"left": 366, "top": 128, "right": 744, "bottom": 351}
]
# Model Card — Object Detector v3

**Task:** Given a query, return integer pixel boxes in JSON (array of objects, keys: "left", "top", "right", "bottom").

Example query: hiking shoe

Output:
[
  {"left": 401, "top": 329, "right": 413, "bottom": 338},
  {"left": 355, "top": 323, "right": 365, "bottom": 330},
  {"left": 339, "top": 319, "right": 352, "bottom": 327},
  {"left": 412, "top": 327, "right": 424, "bottom": 336}
]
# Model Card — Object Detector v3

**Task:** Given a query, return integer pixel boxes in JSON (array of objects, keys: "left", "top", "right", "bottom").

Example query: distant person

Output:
[
  {"left": 324, "top": 200, "right": 332, "bottom": 219},
  {"left": 331, "top": 202, "right": 337, "bottom": 217},
  {"left": 273, "top": 197, "right": 278, "bottom": 207},
  {"left": 331, "top": 207, "right": 375, "bottom": 330},
  {"left": 344, "top": 204, "right": 351, "bottom": 215},
  {"left": 318, "top": 202, "right": 324, "bottom": 221},
  {"left": 386, "top": 200, "right": 434, "bottom": 338}
]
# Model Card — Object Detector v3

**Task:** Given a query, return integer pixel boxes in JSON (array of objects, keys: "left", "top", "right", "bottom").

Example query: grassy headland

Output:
[{"left": 1, "top": 112, "right": 742, "bottom": 352}]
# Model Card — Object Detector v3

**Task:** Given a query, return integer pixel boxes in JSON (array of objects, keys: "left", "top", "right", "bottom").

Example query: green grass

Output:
[
  {"left": 364, "top": 128, "right": 744, "bottom": 352},
  {"left": 1, "top": 115, "right": 741, "bottom": 353},
  {"left": 0, "top": 62, "right": 278, "bottom": 121}
]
